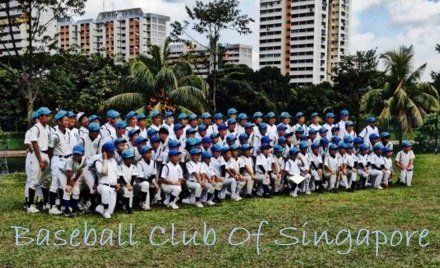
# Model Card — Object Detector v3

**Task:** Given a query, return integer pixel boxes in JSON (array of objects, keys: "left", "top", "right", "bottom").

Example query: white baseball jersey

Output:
[
  {"left": 30, "top": 122, "right": 51, "bottom": 151},
  {"left": 239, "top": 155, "right": 254, "bottom": 175},
  {"left": 61, "top": 156, "right": 86, "bottom": 174},
  {"left": 101, "top": 122, "right": 117, "bottom": 142},
  {"left": 137, "top": 158, "right": 157, "bottom": 180},
  {"left": 324, "top": 154, "right": 340, "bottom": 172},
  {"left": 95, "top": 157, "right": 119, "bottom": 185},
  {"left": 118, "top": 163, "right": 138, "bottom": 184},
  {"left": 284, "top": 158, "right": 301, "bottom": 176},
  {"left": 161, "top": 162, "right": 183, "bottom": 182},
  {"left": 395, "top": 150, "right": 415, "bottom": 169},
  {"left": 359, "top": 125, "right": 379, "bottom": 147},
  {"left": 78, "top": 134, "right": 102, "bottom": 159},
  {"left": 49, "top": 126, "right": 73, "bottom": 155},
  {"left": 256, "top": 154, "right": 272, "bottom": 173},
  {"left": 186, "top": 160, "right": 202, "bottom": 182}
]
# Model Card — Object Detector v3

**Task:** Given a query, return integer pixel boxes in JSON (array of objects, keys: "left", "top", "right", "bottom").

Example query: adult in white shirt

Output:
[
  {"left": 101, "top": 109, "right": 120, "bottom": 142},
  {"left": 359, "top": 117, "right": 380, "bottom": 149}
]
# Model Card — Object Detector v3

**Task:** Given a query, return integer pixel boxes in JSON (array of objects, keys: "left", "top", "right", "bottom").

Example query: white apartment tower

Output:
[
  {"left": 0, "top": 0, "right": 56, "bottom": 56},
  {"left": 259, "top": 0, "right": 350, "bottom": 85},
  {"left": 58, "top": 8, "right": 169, "bottom": 61}
]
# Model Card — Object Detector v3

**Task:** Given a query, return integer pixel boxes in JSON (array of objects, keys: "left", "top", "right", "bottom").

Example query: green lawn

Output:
[{"left": 1, "top": 155, "right": 439, "bottom": 267}]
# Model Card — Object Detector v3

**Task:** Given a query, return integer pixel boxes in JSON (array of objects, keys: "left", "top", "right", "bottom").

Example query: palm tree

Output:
[
  {"left": 101, "top": 38, "right": 210, "bottom": 114},
  {"left": 361, "top": 45, "right": 439, "bottom": 133}
]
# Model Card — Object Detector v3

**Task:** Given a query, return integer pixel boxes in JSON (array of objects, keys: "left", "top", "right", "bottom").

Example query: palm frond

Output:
[
  {"left": 169, "top": 86, "right": 206, "bottom": 114},
  {"left": 99, "top": 93, "right": 146, "bottom": 112}
]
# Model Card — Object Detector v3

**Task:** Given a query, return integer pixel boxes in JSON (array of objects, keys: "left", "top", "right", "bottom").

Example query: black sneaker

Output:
[{"left": 63, "top": 209, "right": 73, "bottom": 217}]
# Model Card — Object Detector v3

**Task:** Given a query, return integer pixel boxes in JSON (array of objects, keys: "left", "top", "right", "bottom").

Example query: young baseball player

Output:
[
  {"left": 201, "top": 112, "right": 213, "bottom": 136},
  {"left": 255, "top": 144, "right": 274, "bottom": 198},
  {"left": 236, "top": 113, "right": 247, "bottom": 134},
  {"left": 136, "top": 145, "right": 158, "bottom": 210},
  {"left": 160, "top": 149, "right": 184, "bottom": 209},
  {"left": 324, "top": 144, "right": 340, "bottom": 193},
  {"left": 298, "top": 141, "right": 312, "bottom": 194},
  {"left": 230, "top": 144, "right": 246, "bottom": 198},
  {"left": 67, "top": 111, "right": 80, "bottom": 146},
  {"left": 117, "top": 149, "right": 138, "bottom": 214},
  {"left": 395, "top": 141, "right": 415, "bottom": 187},
  {"left": 382, "top": 147, "right": 393, "bottom": 188},
  {"left": 368, "top": 143, "right": 386, "bottom": 190},
  {"left": 380, "top": 131, "right": 393, "bottom": 151},
  {"left": 101, "top": 109, "right": 120, "bottom": 142},
  {"left": 309, "top": 142, "right": 324, "bottom": 192},
  {"left": 59, "top": 145, "right": 86, "bottom": 217},
  {"left": 210, "top": 144, "right": 225, "bottom": 203},
  {"left": 359, "top": 117, "right": 380, "bottom": 148},
  {"left": 162, "top": 111, "right": 175, "bottom": 140},
  {"left": 200, "top": 151, "right": 216, "bottom": 205},
  {"left": 272, "top": 144, "right": 285, "bottom": 193},
  {"left": 27, "top": 107, "right": 52, "bottom": 213},
  {"left": 24, "top": 111, "right": 39, "bottom": 208},
  {"left": 95, "top": 142, "right": 119, "bottom": 219},
  {"left": 342, "top": 143, "right": 357, "bottom": 191},
  {"left": 356, "top": 144, "right": 370, "bottom": 188},
  {"left": 220, "top": 146, "right": 241, "bottom": 201},
  {"left": 77, "top": 112, "right": 89, "bottom": 139},
  {"left": 323, "top": 113, "right": 335, "bottom": 140},
  {"left": 337, "top": 143, "right": 351, "bottom": 191},
  {"left": 284, "top": 147, "right": 303, "bottom": 197},
  {"left": 125, "top": 111, "right": 139, "bottom": 133},
  {"left": 239, "top": 144, "right": 256, "bottom": 197},
  {"left": 337, "top": 109, "right": 350, "bottom": 138},
  {"left": 137, "top": 113, "right": 148, "bottom": 138},
  {"left": 185, "top": 148, "right": 208, "bottom": 208},
  {"left": 149, "top": 111, "right": 162, "bottom": 132},
  {"left": 308, "top": 112, "right": 321, "bottom": 132},
  {"left": 48, "top": 110, "right": 74, "bottom": 215}
]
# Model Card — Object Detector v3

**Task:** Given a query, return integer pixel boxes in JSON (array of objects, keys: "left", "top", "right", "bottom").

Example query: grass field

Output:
[{"left": 0, "top": 155, "right": 439, "bottom": 267}]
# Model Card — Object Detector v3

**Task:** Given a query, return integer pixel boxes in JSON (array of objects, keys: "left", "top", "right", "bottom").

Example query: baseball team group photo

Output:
[{"left": 1, "top": 0, "right": 440, "bottom": 267}]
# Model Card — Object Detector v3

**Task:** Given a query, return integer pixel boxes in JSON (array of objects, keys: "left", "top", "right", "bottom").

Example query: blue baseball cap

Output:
[
  {"left": 373, "top": 143, "right": 384, "bottom": 150},
  {"left": 319, "top": 126, "right": 328, "bottom": 133},
  {"left": 168, "top": 139, "right": 180, "bottom": 147},
  {"left": 128, "top": 128, "right": 140, "bottom": 137},
  {"left": 340, "top": 109, "right": 349, "bottom": 116},
  {"left": 217, "top": 124, "right": 227, "bottom": 131},
  {"left": 382, "top": 147, "right": 392, "bottom": 153},
  {"left": 210, "top": 132, "right": 219, "bottom": 139},
  {"left": 227, "top": 118, "right": 237, "bottom": 125},
  {"left": 202, "top": 151, "right": 212, "bottom": 159},
  {"left": 369, "top": 133, "right": 379, "bottom": 140},
  {"left": 308, "top": 128, "right": 318, "bottom": 134},
  {"left": 380, "top": 131, "right": 391, "bottom": 138},
  {"left": 326, "top": 112, "right": 335, "bottom": 118},
  {"left": 186, "top": 137, "right": 201, "bottom": 147},
  {"left": 149, "top": 135, "right": 160, "bottom": 143},
  {"left": 311, "top": 112, "right": 319, "bottom": 118},
  {"left": 213, "top": 112, "right": 224, "bottom": 119},
  {"left": 54, "top": 110, "right": 68, "bottom": 121},
  {"left": 164, "top": 111, "right": 174, "bottom": 118},
  {"left": 173, "top": 123, "right": 183, "bottom": 131},
  {"left": 178, "top": 113, "right": 189, "bottom": 120},
  {"left": 295, "top": 112, "right": 304, "bottom": 118},
  {"left": 295, "top": 126, "right": 305, "bottom": 133},
  {"left": 107, "top": 109, "right": 120, "bottom": 118},
  {"left": 135, "top": 136, "right": 147, "bottom": 145},
  {"left": 37, "top": 107, "right": 52, "bottom": 116},
  {"left": 238, "top": 133, "right": 249, "bottom": 141},
  {"left": 227, "top": 108, "right": 238, "bottom": 115},
  {"left": 229, "top": 144, "right": 239, "bottom": 151},
  {"left": 260, "top": 144, "right": 272, "bottom": 150},
  {"left": 331, "top": 136, "right": 341, "bottom": 144},
  {"left": 278, "top": 136, "right": 287, "bottom": 144},
  {"left": 367, "top": 116, "right": 377, "bottom": 123},
  {"left": 147, "top": 128, "right": 158, "bottom": 136},
  {"left": 240, "top": 144, "right": 251, "bottom": 151},
  {"left": 237, "top": 113, "right": 248, "bottom": 120},
  {"left": 211, "top": 144, "right": 223, "bottom": 152},
  {"left": 168, "top": 149, "right": 181, "bottom": 157},
  {"left": 88, "top": 122, "right": 101, "bottom": 132},
  {"left": 277, "top": 124, "right": 288, "bottom": 131},
  {"left": 201, "top": 112, "right": 212, "bottom": 119},
  {"left": 331, "top": 125, "right": 340, "bottom": 132},
  {"left": 329, "top": 144, "right": 339, "bottom": 150},
  {"left": 226, "top": 134, "right": 236, "bottom": 142},
  {"left": 114, "top": 137, "right": 127, "bottom": 145},
  {"left": 121, "top": 149, "right": 135, "bottom": 159},
  {"left": 354, "top": 137, "right": 362, "bottom": 144},
  {"left": 261, "top": 136, "right": 272, "bottom": 144},
  {"left": 150, "top": 111, "right": 161, "bottom": 118},
  {"left": 258, "top": 123, "right": 268, "bottom": 130},
  {"left": 300, "top": 134, "right": 308, "bottom": 141},
  {"left": 72, "top": 145, "right": 85, "bottom": 155},
  {"left": 102, "top": 142, "right": 115, "bottom": 152},
  {"left": 280, "top": 112, "right": 291, "bottom": 118},
  {"left": 346, "top": 121, "right": 354, "bottom": 127},
  {"left": 359, "top": 144, "right": 369, "bottom": 151},
  {"left": 244, "top": 122, "right": 254, "bottom": 128},
  {"left": 311, "top": 142, "right": 320, "bottom": 149},
  {"left": 125, "top": 111, "right": 137, "bottom": 120},
  {"left": 198, "top": 124, "right": 207, "bottom": 131},
  {"left": 401, "top": 140, "right": 412, "bottom": 147},
  {"left": 188, "top": 114, "right": 198, "bottom": 121},
  {"left": 299, "top": 141, "right": 308, "bottom": 149},
  {"left": 320, "top": 137, "right": 329, "bottom": 145},
  {"left": 253, "top": 111, "right": 263, "bottom": 118},
  {"left": 67, "top": 111, "right": 76, "bottom": 118},
  {"left": 189, "top": 148, "right": 202, "bottom": 155},
  {"left": 31, "top": 111, "right": 39, "bottom": 120},
  {"left": 289, "top": 147, "right": 300, "bottom": 155},
  {"left": 343, "top": 136, "right": 353, "bottom": 144},
  {"left": 137, "top": 113, "right": 147, "bottom": 120},
  {"left": 115, "top": 120, "right": 127, "bottom": 129},
  {"left": 273, "top": 144, "right": 284, "bottom": 153},
  {"left": 266, "top": 112, "right": 276, "bottom": 118},
  {"left": 186, "top": 127, "right": 197, "bottom": 134},
  {"left": 201, "top": 136, "right": 212, "bottom": 143},
  {"left": 88, "top": 114, "right": 100, "bottom": 122},
  {"left": 140, "top": 145, "right": 153, "bottom": 154}
]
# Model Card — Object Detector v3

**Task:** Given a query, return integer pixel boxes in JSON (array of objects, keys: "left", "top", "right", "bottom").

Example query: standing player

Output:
[{"left": 395, "top": 141, "right": 415, "bottom": 187}]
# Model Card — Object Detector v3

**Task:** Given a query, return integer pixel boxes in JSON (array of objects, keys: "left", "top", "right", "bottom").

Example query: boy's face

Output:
[
  {"left": 89, "top": 131, "right": 99, "bottom": 140},
  {"left": 72, "top": 154, "right": 83, "bottom": 163},
  {"left": 151, "top": 141, "right": 160, "bottom": 149},
  {"left": 40, "top": 114, "right": 51, "bottom": 125},
  {"left": 223, "top": 151, "right": 231, "bottom": 160},
  {"left": 80, "top": 116, "right": 89, "bottom": 127},
  {"left": 268, "top": 117, "right": 276, "bottom": 125},
  {"left": 166, "top": 117, "right": 174, "bottom": 125},
  {"left": 117, "top": 143, "right": 126, "bottom": 151},
  {"left": 153, "top": 116, "right": 161, "bottom": 125},
  {"left": 329, "top": 149, "right": 337, "bottom": 156},
  {"left": 123, "top": 157, "right": 134, "bottom": 166},
  {"left": 116, "top": 127, "right": 126, "bottom": 136},
  {"left": 262, "top": 148, "right": 270, "bottom": 156},
  {"left": 281, "top": 118, "right": 290, "bottom": 125},
  {"left": 202, "top": 118, "right": 211, "bottom": 125},
  {"left": 191, "top": 154, "right": 201, "bottom": 162},
  {"left": 59, "top": 117, "right": 69, "bottom": 129},
  {"left": 142, "top": 151, "right": 152, "bottom": 161},
  {"left": 170, "top": 155, "right": 180, "bottom": 164},
  {"left": 403, "top": 146, "right": 411, "bottom": 153},
  {"left": 290, "top": 154, "right": 297, "bottom": 160},
  {"left": 129, "top": 117, "right": 137, "bottom": 126},
  {"left": 203, "top": 157, "right": 210, "bottom": 164},
  {"left": 297, "top": 116, "right": 305, "bottom": 124},
  {"left": 243, "top": 149, "right": 251, "bottom": 157},
  {"left": 68, "top": 117, "right": 76, "bottom": 128},
  {"left": 231, "top": 150, "right": 239, "bottom": 158},
  {"left": 138, "top": 119, "right": 147, "bottom": 128},
  {"left": 311, "top": 117, "right": 320, "bottom": 124}
]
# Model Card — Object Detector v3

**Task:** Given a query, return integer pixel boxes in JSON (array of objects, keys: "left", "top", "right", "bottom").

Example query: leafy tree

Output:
[
  {"left": 0, "top": 0, "right": 86, "bottom": 126},
  {"left": 430, "top": 44, "right": 440, "bottom": 96},
  {"left": 333, "top": 49, "right": 384, "bottom": 130},
  {"left": 414, "top": 113, "right": 440, "bottom": 153},
  {"left": 361, "top": 45, "right": 440, "bottom": 133},
  {"left": 170, "top": 0, "right": 254, "bottom": 111},
  {"left": 289, "top": 82, "right": 336, "bottom": 118},
  {"left": 101, "top": 39, "right": 209, "bottom": 114}
]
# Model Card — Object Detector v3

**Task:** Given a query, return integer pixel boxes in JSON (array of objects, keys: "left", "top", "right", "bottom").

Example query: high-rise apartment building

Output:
[
  {"left": 259, "top": 0, "right": 350, "bottom": 85},
  {"left": 0, "top": 0, "right": 56, "bottom": 56},
  {"left": 57, "top": 8, "right": 169, "bottom": 61}
]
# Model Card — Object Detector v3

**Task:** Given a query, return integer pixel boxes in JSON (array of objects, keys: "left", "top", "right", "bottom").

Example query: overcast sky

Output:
[{"left": 79, "top": 0, "right": 440, "bottom": 81}]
